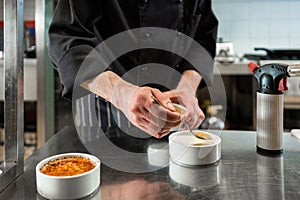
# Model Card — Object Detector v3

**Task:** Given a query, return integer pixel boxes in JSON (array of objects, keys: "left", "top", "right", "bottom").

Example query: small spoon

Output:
[
  {"left": 180, "top": 119, "right": 212, "bottom": 140},
  {"left": 151, "top": 96, "right": 212, "bottom": 140}
]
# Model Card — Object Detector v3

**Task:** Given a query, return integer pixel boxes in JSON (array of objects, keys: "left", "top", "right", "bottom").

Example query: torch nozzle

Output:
[{"left": 287, "top": 64, "right": 300, "bottom": 76}]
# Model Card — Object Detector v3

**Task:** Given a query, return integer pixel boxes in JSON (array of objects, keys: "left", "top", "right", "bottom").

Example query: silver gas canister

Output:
[{"left": 257, "top": 92, "right": 283, "bottom": 153}]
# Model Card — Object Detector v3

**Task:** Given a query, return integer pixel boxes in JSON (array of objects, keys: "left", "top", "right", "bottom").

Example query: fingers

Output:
[
  {"left": 148, "top": 104, "right": 181, "bottom": 123},
  {"left": 129, "top": 88, "right": 180, "bottom": 123},
  {"left": 195, "top": 109, "right": 205, "bottom": 128},
  {"left": 150, "top": 89, "right": 181, "bottom": 122},
  {"left": 169, "top": 90, "right": 205, "bottom": 129},
  {"left": 151, "top": 89, "right": 175, "bottom": 112},
  {"left": 125, "top": 87, "right": 183, "bottom": 138},
  {"left": 132, "top": 112, "right": 180, "bottom": 138},
  {"left": 126, "top": 87, "right": 208, "bottom": 138},
  {"left": 134, "top": 117, "right": 172, "bottom": 138},
  {"left": 163, "top": 90, "right": 181, "bottom": 104},
  {"left": 183, "top": 106, "right": 205, "bottom": 129},
  {"left": 132, "top": 102, "right": 181, "bottom": 128}
]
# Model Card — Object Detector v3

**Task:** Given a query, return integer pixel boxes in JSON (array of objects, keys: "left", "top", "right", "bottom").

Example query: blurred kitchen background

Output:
[
  {"left": 214, "top": 0, "right": 300, "bottom": 53},
  {"left": 204, "top": 0, "right": 300, "bottom": 131},
  {"left": 0, "top": 0, "right": 300, "bottom": 160}
]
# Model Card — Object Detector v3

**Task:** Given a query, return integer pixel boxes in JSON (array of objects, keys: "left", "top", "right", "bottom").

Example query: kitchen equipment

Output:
[
  {"left": 244, "top": 48, "right": 300, "bottom": 62},
  {"left": 254, "top": 48, "right": 300, "bottom": 60},
  {"left": 36, "top": 153, "right": 101, "bottom": 199},
  {"left": 248, "top": 62, "right": 300, "bottom": 155},
  {"left": 288, "top": 64, "right": 300, "bottom": 76},
  {"left": 151, "top": 96, "right": 211, "bottom": 140},
  {"left": 215, "top": 38, "right": 235, "bottom": 63},
  {"left": 260, "top": 60, "right": 300, "bottom": 130},
  {"left": 169, "top": 130, "right": 221, "bottom": 166}
]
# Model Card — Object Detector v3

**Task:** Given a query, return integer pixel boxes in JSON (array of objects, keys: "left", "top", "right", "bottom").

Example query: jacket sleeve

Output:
[
  {"left": 178, "top": 0, "right": 218, "bottom": 88},
  {"left": 49, "top": 0, "right": 102, "bottom": 99}
]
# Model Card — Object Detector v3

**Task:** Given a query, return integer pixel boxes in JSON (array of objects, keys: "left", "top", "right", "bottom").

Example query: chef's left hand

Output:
[{"left": 164, "top": 88, "right": 205, "bottom": 129}]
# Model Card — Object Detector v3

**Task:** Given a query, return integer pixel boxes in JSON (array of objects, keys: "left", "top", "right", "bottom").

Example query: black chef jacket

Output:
[{"left": 49, "top": 0, "right": 218, "bottom": 100}]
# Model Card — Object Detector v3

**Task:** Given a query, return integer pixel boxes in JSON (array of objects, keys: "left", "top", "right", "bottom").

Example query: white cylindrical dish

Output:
[
  {"left": 169, "top": 130, "right": 221, "bottom": 166},
  {"left": 147, "top": 142, "right": 169, "bottom": 167},
  {"left": 36, "top": 153, "right": 101, "bottom": 200}
]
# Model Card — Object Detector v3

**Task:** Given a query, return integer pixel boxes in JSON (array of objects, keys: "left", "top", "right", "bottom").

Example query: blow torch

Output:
[{"left": 248, "top": 62, "right": 300, "bottom": 155}]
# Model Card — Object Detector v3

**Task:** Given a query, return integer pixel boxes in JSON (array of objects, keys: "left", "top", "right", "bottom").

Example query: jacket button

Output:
[
  {"left": 176, "top": 0, "right": 183, "bottom": 4},
  {"left": 145, "top": 33, "right": 151, "bottom": 37}
]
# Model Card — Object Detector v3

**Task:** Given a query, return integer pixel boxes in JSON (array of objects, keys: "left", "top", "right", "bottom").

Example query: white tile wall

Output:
[
  {"left": 0, "top": 0, "right": 35, "bottom": 21},
  {"left": 213, "top": 0, "right": 300, "bottom": 54}
]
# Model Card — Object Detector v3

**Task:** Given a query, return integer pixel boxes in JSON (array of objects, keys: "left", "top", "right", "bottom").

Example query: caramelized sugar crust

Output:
[{"left": 40, "top": 157, "right": 96, "bottom": 176}]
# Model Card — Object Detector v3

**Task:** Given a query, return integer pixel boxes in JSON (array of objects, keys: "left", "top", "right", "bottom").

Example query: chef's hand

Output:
[
  {"left": 164, "top": 70, "right": 205, "bottom": 129},
  {"left": 114, "top": 86, "right": 181, "bottom": 138},
  {"left": 81, "top": 71, "right": 181, "bottom": 138},
  {"left": 164, "top": 89, "right": 204, "bottom": 129}
]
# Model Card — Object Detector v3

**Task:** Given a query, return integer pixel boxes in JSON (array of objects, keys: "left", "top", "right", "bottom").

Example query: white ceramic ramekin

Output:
[
  {"left": 147, "top": 142, "right": 169, "bottom": 167},
  {"left": 169, "top": 130, "right": 221, "bottom": 166},
  {"left": 36, "top": 153, "right": 101, "bottom": 199},
  {"left": 170, "top": 103, "right": 186, "bottom": 132}
]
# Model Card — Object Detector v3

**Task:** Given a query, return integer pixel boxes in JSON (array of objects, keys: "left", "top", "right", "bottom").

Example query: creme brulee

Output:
[{"left": 40, "top": 157, "right": 96, "bottom": 176}]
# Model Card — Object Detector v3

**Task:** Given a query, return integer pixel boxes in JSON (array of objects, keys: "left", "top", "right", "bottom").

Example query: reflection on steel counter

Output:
[{"left": 256, "top": 154, "right": 284, "bottom": 200}]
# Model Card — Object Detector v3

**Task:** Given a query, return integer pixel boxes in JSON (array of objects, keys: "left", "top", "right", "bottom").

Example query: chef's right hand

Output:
[{"left": 113, "top": 86, "right": 181, "bottom": 138}]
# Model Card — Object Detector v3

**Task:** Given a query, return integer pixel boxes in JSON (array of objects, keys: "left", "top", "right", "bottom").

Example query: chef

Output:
[{"left": 48, "top": 0, "right": 218, "bottom": 138}]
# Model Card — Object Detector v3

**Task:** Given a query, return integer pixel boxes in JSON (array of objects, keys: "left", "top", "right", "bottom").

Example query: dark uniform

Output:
[{"left": 49, "top": 0, "right": 218, "bottom": 128}]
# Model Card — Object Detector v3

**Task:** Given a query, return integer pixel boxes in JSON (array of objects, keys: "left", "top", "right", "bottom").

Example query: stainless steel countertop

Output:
[{"left": 1, "top": 126, "right": 300, "bottom": 200}]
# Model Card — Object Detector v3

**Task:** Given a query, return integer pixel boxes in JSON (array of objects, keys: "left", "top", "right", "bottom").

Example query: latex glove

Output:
[
  {"left": 164, "top": 89, "right": 205, "bottom": 129},
  {"left": 115, "top": 86, "right": 181, "bottom": 138}
]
